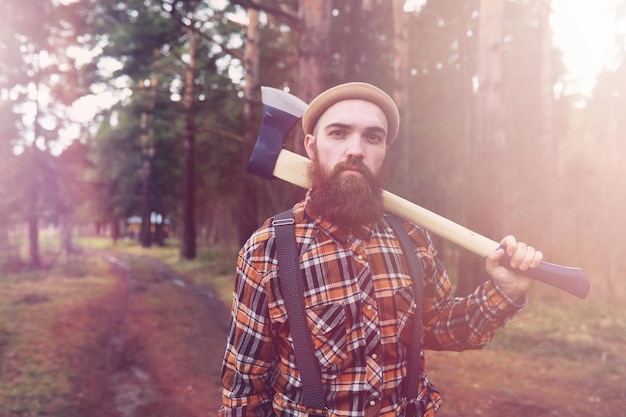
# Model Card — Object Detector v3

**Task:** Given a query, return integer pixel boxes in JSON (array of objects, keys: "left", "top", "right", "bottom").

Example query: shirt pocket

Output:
[
  {"left": 394, "top": 286, "right": 417, "bottom": 349},
  {"left": 306, "top": 302, "right": 349, "bottom": 372}
]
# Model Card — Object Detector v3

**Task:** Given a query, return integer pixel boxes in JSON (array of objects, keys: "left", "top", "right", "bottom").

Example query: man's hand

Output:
[{"left": 485, "top": 235, "right": 544, "bottom": 299}]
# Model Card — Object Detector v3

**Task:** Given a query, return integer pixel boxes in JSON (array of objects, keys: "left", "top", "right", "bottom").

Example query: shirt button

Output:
[
  {"left": 316, "top": 323, "right": 322, "bottom": 330},
  {"left": 357, "top": 254, "right": 364, "bottom": 261},
  {"left": 371, "top": 353, "right": 378, "bottom": 360},
  {"left": 366, "top": 305, "right": 373, "bottom": 311},
  {"left": 369, "top": 400, "right": 377, "bottom": 407}
]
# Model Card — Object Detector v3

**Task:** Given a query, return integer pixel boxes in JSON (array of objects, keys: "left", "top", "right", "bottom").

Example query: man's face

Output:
[
  {"left": 304, "top": 99, "right": 388, "bottom": 178},
  {"left": 304, "top": 99, "right": 388, "bottom": 228}
]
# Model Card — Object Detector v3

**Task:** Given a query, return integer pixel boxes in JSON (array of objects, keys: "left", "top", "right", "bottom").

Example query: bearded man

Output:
[{"left": 219, "top": 82, "right": 543, "bottom": 417}]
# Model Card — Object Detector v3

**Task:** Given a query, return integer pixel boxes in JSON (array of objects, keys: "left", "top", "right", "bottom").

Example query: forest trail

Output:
[{"left": 61, "top": 252, "right": 229, "bottom": 417}]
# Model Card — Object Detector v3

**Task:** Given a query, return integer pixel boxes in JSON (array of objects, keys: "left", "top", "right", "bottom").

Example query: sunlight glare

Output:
[
  {"left": 551, "top": 0, "right": 624, "bottom": 95},
  {"left": 405, "top": 0, "right": 625, "bottom": 96},
  {"left": 404, "top": 0, "right": 427, "bottom": 13}
]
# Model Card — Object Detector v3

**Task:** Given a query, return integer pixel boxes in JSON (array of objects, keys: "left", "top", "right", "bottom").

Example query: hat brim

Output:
[{"left": 301, "top": 82, "right": 400, "bottom": 144}]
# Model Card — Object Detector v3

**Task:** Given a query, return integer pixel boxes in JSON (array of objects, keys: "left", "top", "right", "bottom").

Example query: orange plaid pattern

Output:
[{"left": 220, "top": 194, "right": 524, "bottom": 417}]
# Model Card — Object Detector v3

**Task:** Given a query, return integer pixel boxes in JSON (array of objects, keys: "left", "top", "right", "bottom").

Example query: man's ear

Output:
[{"left": 304, "top": 134, "right": 316, "bottom": 160}]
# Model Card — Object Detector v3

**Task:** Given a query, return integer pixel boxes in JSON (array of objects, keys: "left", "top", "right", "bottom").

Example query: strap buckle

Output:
[
  {"left": 273, "top": 218, "right": 295, "bottom": 226},
  {"left": 403, "top": 398, "right": 424, "bottom": 417}
]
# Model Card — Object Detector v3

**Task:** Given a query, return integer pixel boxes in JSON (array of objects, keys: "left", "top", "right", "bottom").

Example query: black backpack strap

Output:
[
  {"left": 385, "top": 215, "right": 424, "bottom": 417},
  {"left": 273, "top": 209, "right": 327, "bottom": 414}
]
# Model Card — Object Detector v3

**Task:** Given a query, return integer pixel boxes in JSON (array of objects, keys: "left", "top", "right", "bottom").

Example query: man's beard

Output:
[{"left": 307, "top": 154, "right": 385, "bottom": 229}]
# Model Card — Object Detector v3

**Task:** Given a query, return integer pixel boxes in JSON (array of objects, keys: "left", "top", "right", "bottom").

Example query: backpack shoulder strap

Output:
[
  {"left": 273, "top": 209, "right": 326, "bottom": 413},
  {"left": 385, "top": 215, "right": 424, "bottom": 417}
]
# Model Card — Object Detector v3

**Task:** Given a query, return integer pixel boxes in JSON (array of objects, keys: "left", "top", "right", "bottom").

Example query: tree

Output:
[
  {"left": 55, "top": 140, "right": 96, "bottom": 254},
  {"left": 181, "top": 16, "right": 199, "bottom": 258},
  {"left": 232, "top": 0, "right": 331, "bottom": 152},
  {"left": 0, "top": 0, "right": 89, "bottom": 266},
  {"left": 238, "top": 7, "right": 261, "bottom": 244},
  {"left": 437, "top": 1, "right": 504, "bottom": 295},
  {"left": 91, "top": 104, "right": 146, "bottom": 242},
  {"left": 139, "top": 72, "right": 159, "bottom": 248},
  {"left": 295, "top": 0, "right": 332, "bottom": 118},
  {"left": 0, "top": 100, "right": 20, "bottom": 254},
  {"left": 567, "top": 65, "right": 626, "bottom": 298},
  {"left": 401, "top": 1, "right": 559, "bottom": 293},
  {"left": 82, "top": 0, "right": 243, "bottom": 256}
]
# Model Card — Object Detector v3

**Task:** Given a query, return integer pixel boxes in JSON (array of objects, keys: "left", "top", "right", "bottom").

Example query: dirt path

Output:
[{"left": 61, "top": 252, "right": 230, "bottom": 417}]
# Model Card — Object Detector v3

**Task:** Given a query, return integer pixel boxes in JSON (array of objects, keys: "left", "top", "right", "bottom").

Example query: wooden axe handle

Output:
[
  {"left": 276, "top": 149, "right": 495, "bottom": 254},
  {"left": 273, "top": 149, "right": 591, "bottom": 298}
]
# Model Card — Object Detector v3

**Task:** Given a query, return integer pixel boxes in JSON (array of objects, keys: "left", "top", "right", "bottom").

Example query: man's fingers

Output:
[
  {"left": 498, "top": 236, "right": 544, "bottom": 271},
  {"left": 510, "top": 244, "right": 544, "bottom": 271}
]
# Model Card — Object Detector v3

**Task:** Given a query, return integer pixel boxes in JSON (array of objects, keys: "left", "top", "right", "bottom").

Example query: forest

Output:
[{"left": 1, "top": 0, "right": 625, "bottom": 299}]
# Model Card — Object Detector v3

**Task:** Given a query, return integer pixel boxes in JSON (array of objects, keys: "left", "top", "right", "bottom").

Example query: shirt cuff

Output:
[{"left": 479, "top": 280, "right": 527, "bottom": 320}]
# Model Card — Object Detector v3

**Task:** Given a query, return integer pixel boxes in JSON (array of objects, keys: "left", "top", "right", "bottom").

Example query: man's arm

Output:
[
  {"left": 219, "top": 249, "right": 276, "bottom": 417},
  {"left": 409, "top": 226, "right": 528, "bottom": 351}
]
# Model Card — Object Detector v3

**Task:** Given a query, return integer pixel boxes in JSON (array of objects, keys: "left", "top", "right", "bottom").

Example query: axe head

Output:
[{"left": 247, "top": 87, "right": 308, "bottom": 179}]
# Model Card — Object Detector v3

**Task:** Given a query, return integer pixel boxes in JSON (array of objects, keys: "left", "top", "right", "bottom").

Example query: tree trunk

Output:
[
  {"left": 457, "top": 0, "right": 505, "bottom": 295},
  {"left": 391, "top": 0, "right": 408, "bottom": 134},
  {"left": 537, "top": 0, "right": 555, "bottom": 252},
  {"left": 28, "top": 81, "right": 42, "bottom": 267},
  {"left": 238, "top": 7, "right": 261, "bottom": 246},
  {"left": 111, "top": 217, "right": 120, "bottom": 244},
  {"left": 140, "top": 154, "right": 153, "bottom": 247},
  {"left": 154, "top": 213, "right": 165, "bottom": 247},
  {"left": 27, "top": 161, "right": 40, "bottom": 266},
  {"left": 295, "top": 0, "right": 332, "bottom": 154},
  {"left": 390, "top": 0, "right": 410, "bottom": 192},
  {"left": 182, "top": 25, "right": 198, "bottom": 259},
  {"left": 60, "top": 213, "right": 74, "bottom": 255},
  {"left": 140, "top": 71, "right": 158, "bottom": 248}
]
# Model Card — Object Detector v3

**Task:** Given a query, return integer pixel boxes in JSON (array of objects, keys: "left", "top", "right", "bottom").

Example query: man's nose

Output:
[{"left": 345, "top": 134, "right": 365, "bottom": 158}]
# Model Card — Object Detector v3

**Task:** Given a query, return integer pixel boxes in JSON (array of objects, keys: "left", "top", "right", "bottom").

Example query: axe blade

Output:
[{"left": 247, "top": 87, "right": 308, "bottom": 179}]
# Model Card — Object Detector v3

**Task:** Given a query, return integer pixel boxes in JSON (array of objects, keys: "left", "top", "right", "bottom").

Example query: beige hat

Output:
[{"left": 301, "top": 82, "right": 400, "bottom": 144}]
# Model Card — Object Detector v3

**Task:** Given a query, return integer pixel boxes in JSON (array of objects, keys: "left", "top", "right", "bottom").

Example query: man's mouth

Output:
[
  {"left": 333, "top": 158, "right": 370, "bottom": 178},
  {"left": 340, "top": 166, "right": 364, "bottom": 176}
]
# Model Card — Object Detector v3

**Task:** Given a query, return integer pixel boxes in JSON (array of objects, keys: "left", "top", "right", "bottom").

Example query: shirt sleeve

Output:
[
  {"left": 219, "top": 241, "right": 277, "bottom": 417},
  {"left": 409, "top": 226, "right": 525, "bottom": 352}
]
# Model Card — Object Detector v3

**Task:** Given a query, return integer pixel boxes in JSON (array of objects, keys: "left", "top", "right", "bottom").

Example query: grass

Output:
[
  {"left": 424, "top": 293, "right": 626, "bottom": 416},
  {"left": 0, "top": 253, "right": 118, "bottom": 416},
  {"left": 76, "top": 236, "right": 239, "bottom": 306},
  {"left": 488, "top": 296, "right": 626, "bottom": 362}
]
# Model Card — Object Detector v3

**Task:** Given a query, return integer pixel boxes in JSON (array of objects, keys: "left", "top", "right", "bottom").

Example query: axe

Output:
[{"left": 248, "top": 87, "right": 591, "bottom": 299}]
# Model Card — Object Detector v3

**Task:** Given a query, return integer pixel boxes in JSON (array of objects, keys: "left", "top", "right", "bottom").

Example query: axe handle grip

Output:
[{"left": 272, "top": 149, "right": 590, "bottom": 298}]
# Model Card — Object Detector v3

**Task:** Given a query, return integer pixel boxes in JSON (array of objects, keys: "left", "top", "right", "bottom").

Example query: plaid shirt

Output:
[{"left": 220, "top": 194, "right": 523, "bottom": 417}]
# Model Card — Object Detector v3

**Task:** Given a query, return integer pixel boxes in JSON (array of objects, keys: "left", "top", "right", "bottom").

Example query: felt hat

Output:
[{"left": 301, "top": 82, "right": 400, "bottom": 144}]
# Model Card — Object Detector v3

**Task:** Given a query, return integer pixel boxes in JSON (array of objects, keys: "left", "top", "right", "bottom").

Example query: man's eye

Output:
[
  {"left": 329, "top": 130, "right": 345, "bottom": 137},
  {"left": 367, "top": 134, "right": 384, "bottom": 143}
]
